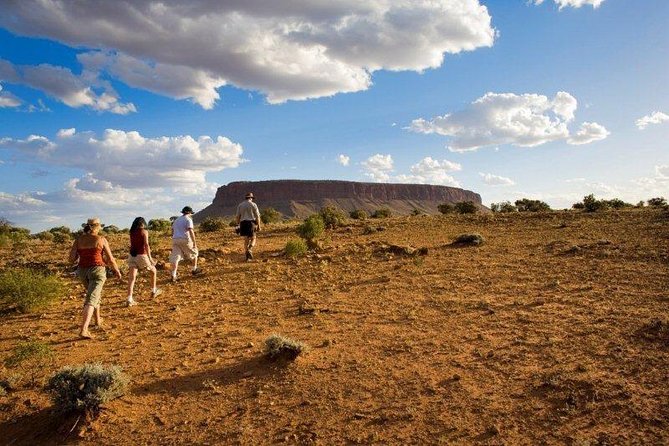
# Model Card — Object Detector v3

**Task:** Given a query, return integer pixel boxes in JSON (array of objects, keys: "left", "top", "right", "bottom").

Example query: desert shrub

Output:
[
  {"left": 438, "top": 203, "right": 455, "bottom": 214},
  {"left": 229, "top": 219, "right": 238, "bottom": 227},
  {"left": 0, "top": 269, "right": 64, "bottom": 313},
  {"left": 491, "top": 201, "right": 517, "bottom": 213},
  {"left": 265, "top": 334, "right": 306, "bottom": 361},
  {"left": 48, "top": 226, "right": 71, "bottom": 235},
  {"left": 46, "top": 363, "right": 129, "bottom": 415},
  {"left": 319, "top": 206, "right": 346, "bottom": 229},
  {"left": 102, "top": 225, "right": 121, "bottom": 234},
  {"left": 648, "top": 197, "right": 667, "bottom": 207},
  {"left": 577, "top": 194, "right": 608, "bottom": 212},
  {"left": 453, "top": 233, "right": 485, "bottom": 246},
  {"left": 285, "top": 239, "right": 308, "bottom": 258},
  {"left": 635, "top": 201, "right": 645, "bottom": 208},
  {"left": 455, "top": 201, "right": 478, "bottom": 214},
  {"left": 515, "top": 198, "right": 551, "bottom": 212},
  {"left": 148, "top": 218, "right": 171, "bottom": 232},
  {"left": 410, "top": 208, "right": 424, "bottom": 216},
  {"left": 34, "top": 231, "right": 55, "bottom": 242},
  {"left": 349, "top": 209, "right": 368, "bottom": 220},
  {"left": 604, "top": 198, "right": 632, "bottom": 209},
  {"left": 362, "top": 225, "right": 377, "bottom": 235},
  {"left": 372, "top": 208, "right": 392, "bottom": 218},
  {"left": 199, "top": 216, "right": 227, "bottom": 232},
  {"left": 261, "top": 207, "right": 282, "bottom": 224},
  {"left": 4, "top": 340, "right": 55, "bottom": 387},
  {"left": 52, "top": 231, "right": 72, "bottom": 244},
  {"left": 298, "top": 215, "right": 325, "bottom": 241},
  {"left": 572, "top": 202, "right": 585, "bottom": 210}
]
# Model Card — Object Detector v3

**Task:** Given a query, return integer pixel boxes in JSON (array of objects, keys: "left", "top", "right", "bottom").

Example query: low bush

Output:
[
  {"left": 372, "top": 208, "right": 392, "bottom": 218},
  {"left": 261, "top": 207, "right": 282, "bottom": 224},
  {"left": 285, "top": 239, "right": 308, "bottom": 258},
  {"left": 52, "top": 231, "right": 72, "bottom": 244},
  {"left": 102, "top": 225, "right": 121, "bottom": 234},
  {"left": 298, "top": 215, "right": 325, "bottom": 241},
  {"left": 515, "top": 198, "right": 551, "bottom": 212},
  {"left": 264, "top": 334, "right": 306, "bottom": 361},
  {"left": 34, "top": 231, "right": 55, "bottom": 242},
  {"left": 0, "top": 269, "right": 64, "bottom": 313},
  {"left": 148, "top": 218, "right": 171, "bottom": 232},
  {"left": 453, "top": 233, "right": 485, "bottom": 246},
  {"left": 648, "top": 197, "right": 667, "bottom": 208},
  {"left": 579, "top": 194, "right": 608, "bottom": 212},
  {"left": 438, "top": 203, "right": 455, "bottom": 214},
  {"left": 490, "top": 201, "right": 517, "bottom": 213},
  {"left": 46, "top": 363, "right": 129, "bottom": 415},
  {"left": 604, "top": 198, "right": 633, "bottom": 209},
  {"left": 410, "top": 208, "right": 424, "bottom": 216},
  {"left": 199, "top": 216, "right": 227, "bottom": 232},
  {"left": 4, "top": 340, "right": 55, "bottom": 387},
  {"left": 48, "top": 226, "right": 71, "bottom": 235},
  {"left": 455, "top": 201, "right": 478, "bottom": 214},
  {"left": 349, "top": 209, "right": 368, "bottom": 220},
  {"left": 319, "top": 206, "right": 346, "bottom": 229}
]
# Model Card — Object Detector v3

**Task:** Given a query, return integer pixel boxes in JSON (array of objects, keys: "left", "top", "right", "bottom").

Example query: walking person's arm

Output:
[
  {"left": 102, "top": 238, "right": 122, "bottom": 279},
  {"left": 143, "top": 228, "right": 154, "bottom": 264},
  {"left": 188, "top": 228, "right": 198, "bottom": 252},
  {"left": 253, "top": 204, "right": 261, "bottom": 231},
  {"left": 68, "top": 238, "right": 78, "bottom": 264}
]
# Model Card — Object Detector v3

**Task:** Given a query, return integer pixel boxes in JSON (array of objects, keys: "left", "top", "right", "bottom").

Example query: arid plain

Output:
[{"left": 1, "top": 209, "right": 668, "bottom": 445}]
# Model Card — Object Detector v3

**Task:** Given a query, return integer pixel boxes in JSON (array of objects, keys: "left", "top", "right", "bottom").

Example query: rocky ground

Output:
[{"left": 1, "top": 209, "right": 668, "bottom": 445}]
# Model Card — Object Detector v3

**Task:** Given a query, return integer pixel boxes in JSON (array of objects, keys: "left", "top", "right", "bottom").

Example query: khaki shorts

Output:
[
  {"left": 127, "top": 254, "right": 155, "bottom": 270},
  {"left": 77, "top": 266, "right": 107, "bottom": 308},
  {"left": 169, "top": 238, "right": 198, "bottom": 263}
]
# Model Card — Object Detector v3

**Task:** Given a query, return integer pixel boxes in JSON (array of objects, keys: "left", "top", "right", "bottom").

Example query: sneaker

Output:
[
  {"left": 245, "top": 250, "right": 253, "bottom": 261},
  {"left": 192, "top": 268, "right": 203, "bottom": 276},
  {"left": 126, "top": 298, "right": 136, "bottom": 307},
  {"left": 151, "top": 288, "right": 163, "bottom": 299}
]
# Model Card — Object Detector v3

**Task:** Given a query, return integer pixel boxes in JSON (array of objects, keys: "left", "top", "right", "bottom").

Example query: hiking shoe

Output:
[
  {"left": 245, "top": 250, "right": 253, "bottom": 261},
  {"left": 151, "top": 288, "right": 162, "bottom": 299},
  {"left": 192, "top": 268, "right": 203, "bottom": 276},
  {"left": 126, "top": 298, "right": 136, "bottom": 307}
]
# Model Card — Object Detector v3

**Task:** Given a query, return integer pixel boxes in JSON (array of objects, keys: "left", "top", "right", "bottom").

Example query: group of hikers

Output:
[{"left": 68, "top": 192, "right": 261, "bottom": 339}]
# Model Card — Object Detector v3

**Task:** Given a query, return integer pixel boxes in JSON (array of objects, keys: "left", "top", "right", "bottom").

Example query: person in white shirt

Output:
[
  {"left": 236, "top": 192, "right": 261, "bottom": 261},
  {"left": 169, "top": 206, "right": 201, "bottom": 281}
]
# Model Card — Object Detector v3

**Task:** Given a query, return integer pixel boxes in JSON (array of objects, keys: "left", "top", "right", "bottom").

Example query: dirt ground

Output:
[{"left": 1, "top": 209, "right": 668, "bottom": 445}]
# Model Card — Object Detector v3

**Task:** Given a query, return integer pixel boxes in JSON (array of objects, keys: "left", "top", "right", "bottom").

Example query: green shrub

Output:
[
  {"left": 515, "top": 198, "right": 551, "bottom": 212},
  {"left": 648, "top": 197, "right": 667, "bottom": 207},
  {"left": 264, "top": 334, "right": 306, "bottom": 361},
  {"left": 453, "top": 233, "right": 485, "bottom": 246},
  {"left": 349, "top": 209, "right": 368, "bottom": 220},
  {"left": 579, "top": 194, "right": 608, "bottom": 212},
  {"left": 372, "top": 208, "right": 392, "bottom": 218},
  {"left": 410, "top": 208, "right": 424, "bottom": 216},
  {"left": 52, "top": 231, "right": 72, "bottom": 244},
  {"left": 298, "top": 215, "right": 325, "bottom": 240},
  {"left": 285, "top": 239, "right": 308, "bottom": 258},
  {"left": 46, "top": 363, "right": 129, "bottom": 415},
  {"left": 48, "top": 226, "right": 71, "bottom": 235},
  {"left": 438, "top": 203, "right": 455, "bottom": 214},
  {"left": 102, "top": 225, "right": 121, "bottom": 234},
  {"left": 4, "top": 340, "right": 55, "bottom": 387},
  {"left": 0, "top": 269, "right": 64, "bottom": 313},
  {"left": 261, "top": 207, "right": 282, "bottom": 224},
  {"left": 455, "top": 201, "right": 478, "bottom": 214},
  {"left": 319, "top": 206, "right": 346, "bottom": 229},
  {"left": 34, "top": 231, "right": 55, "bottom": 242},
  {"left": 490, "top": 201, "right": 517, "bottom": 213},
  {"left": 148, "top": 218, "right": 172, "bottom": 232},
  {"left": 604, "top": 198, "right": 632, "bottom": 209},
  {"left": 199, "top": 216, "right": 227, "bottom": 232}
]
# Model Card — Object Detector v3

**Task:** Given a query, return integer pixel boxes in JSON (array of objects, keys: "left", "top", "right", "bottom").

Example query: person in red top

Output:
[
  {"left": 126, "top": 217, "right": 161, "bottom": 306},
  {"left": 68, "top": 217, "right": 121, "bottom": 339}
]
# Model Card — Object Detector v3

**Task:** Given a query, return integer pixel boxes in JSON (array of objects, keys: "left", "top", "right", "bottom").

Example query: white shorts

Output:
[
  {"left": 127, "top": 254, "right": 155, "bottom": 270},
  {"left": 169, "top": 238, "right": 198, "bottom": 263}
]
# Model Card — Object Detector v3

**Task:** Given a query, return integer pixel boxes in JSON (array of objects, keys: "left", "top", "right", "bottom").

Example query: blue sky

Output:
[{"left": 0, "top": 0, "right": 667, "bottom": 231}]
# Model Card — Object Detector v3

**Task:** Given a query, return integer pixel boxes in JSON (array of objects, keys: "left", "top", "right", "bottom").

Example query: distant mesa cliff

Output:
[{"left": 195, "top": 180, "right": 483, "bottom": 222}]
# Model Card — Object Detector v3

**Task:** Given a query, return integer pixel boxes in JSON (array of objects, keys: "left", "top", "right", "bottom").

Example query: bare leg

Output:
[
  {"left": 191, "top": 255, "right": 198, "bottom": 271},
  {"left": 80, "top": 305, "right": 95, "bottom": 338},
  {"left": 127, "top": 267, "right": 138, "bottom": 299},
  {"left": 94, "top": 306, "right": 103, "bottom": 328},
  {"left": 151, "top": 267, "right": 157, "bottom": 291},
  {"left": 171, "top": 259, "right": 180, "bottom": 280}
]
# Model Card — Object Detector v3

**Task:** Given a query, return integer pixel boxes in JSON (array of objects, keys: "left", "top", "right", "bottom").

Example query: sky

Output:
[{"left": 0, "top": 0, "right": 667, "bottom": 232}]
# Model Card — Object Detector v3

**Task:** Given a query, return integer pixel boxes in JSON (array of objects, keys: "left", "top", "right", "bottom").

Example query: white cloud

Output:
[
  {"left": 0, "top": 59, "right": 136, "bottom": 114},
  {"left": 479, "top": 172, "right": 515, "bottom": 186},
  {"left": 409, "top": 91, "right": 608, "bottom": 151},
  {"left": 636, "top": 111, "right": 669, "bottom": 130},
  {"left": 567, "top": 121, "right": 610, "bottom": 145},
  {"left": 396, "top": 157, "right": 461, "bottom": 186},
  {"left": 656, "top": 165, "right": 669, "bottom": 178},
  {"left": 0, "top": 128, "right": 244, "bottom": 189},
  {"left": 361, "top": 154, "right": 394, "bottom": 182},
  {"left": 0, "top": 0, "right": 496, "bottom": 105},
  {"left": 532, "top": 0, "right": 605, "bottom": 9},
  {"left": 337, "top": 154, "right": 350, "bottom": 166},
  {"left": 0, "top": 84, "right": 21, "bottom": 107}
]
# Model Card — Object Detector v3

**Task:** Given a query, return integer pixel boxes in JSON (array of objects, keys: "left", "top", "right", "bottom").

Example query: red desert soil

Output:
[{"left": 1, "top": 210, "right": 668, "bottom": 445}]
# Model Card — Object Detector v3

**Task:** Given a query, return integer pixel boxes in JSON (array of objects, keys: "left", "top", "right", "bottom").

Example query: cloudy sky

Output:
[{"left": 0, "top": 0, "right": 667, "bottom": 231}]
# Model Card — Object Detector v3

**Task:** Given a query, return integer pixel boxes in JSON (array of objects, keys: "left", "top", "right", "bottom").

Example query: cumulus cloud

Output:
[
  {"left": 0, "top": 84, "right": 21, "bottom": 107},
  {"left": 532, "top": 0, "right": 605, "bottom": 9},
  {"left": 396, "top": 157, "right": 461, "bottom": 186},
  {"left": 0, "top": 0, "right": 496, "bottom": 105},
  {"left": 361, "top": 154, "right": 394, "bottom": 182},
  {"left": 0, "top": 128, "right": 244, "bottom": 189},
  {"left": 636, "top": 111, "right": 669, "bottom": 130},
  {"left": 656, "top": 165, "right": 669, "bottom": 178},
  {"left": 337, "top": 154, "right": 350, "bottom": 166},
  {"left": 567, "top": 121, "right": 610, "bottom": 145},
  {"left": 479, "top": 172, "right": 515, "bottom": 186},
  {"left": 0, "top": 59, "right": 136, "bottom": 114},
  {"left": 409, "top": 91, "right": 608, "bottom": 151}
]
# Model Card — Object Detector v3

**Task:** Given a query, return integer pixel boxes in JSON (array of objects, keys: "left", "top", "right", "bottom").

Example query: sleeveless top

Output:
[
  {"left": 130, "top": 229, "right": 147, "bottom": 256},
  {"left": 77, "top": 237, "right": 105, "bottom": 268}
]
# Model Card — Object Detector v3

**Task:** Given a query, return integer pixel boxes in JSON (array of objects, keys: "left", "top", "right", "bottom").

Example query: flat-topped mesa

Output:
[{"left": 194, "top": 180, "right": 483, "bottom": 222}]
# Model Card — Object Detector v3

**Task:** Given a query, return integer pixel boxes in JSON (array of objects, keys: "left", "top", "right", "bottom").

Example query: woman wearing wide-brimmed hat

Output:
[{"left": 68, "top": 217, "right": 121, "bottom": 339}]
